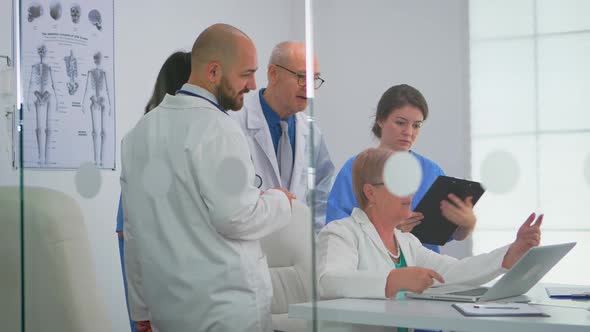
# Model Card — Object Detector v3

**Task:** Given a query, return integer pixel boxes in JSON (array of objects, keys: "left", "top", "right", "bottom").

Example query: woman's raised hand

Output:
[{"left": 502, "top": 212, "right": 543, "bottom": 269}]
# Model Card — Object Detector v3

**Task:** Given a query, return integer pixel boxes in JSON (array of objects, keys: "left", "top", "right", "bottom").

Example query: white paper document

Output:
[{"left": 452, "top": 302, "right": 550, "bottom": 317}]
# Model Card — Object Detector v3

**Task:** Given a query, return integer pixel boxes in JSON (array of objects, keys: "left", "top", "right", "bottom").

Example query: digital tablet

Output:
[{"left": 411, "top": 176, "right": 485, "bottom": 245}]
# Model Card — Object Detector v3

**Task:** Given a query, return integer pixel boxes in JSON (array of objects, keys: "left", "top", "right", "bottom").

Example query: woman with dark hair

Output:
[
  {"left": 115, "top": 51, "right": 190, "bottom": 332},
  {"left": 325, "top": 84, "right": 476, "bottom": 253},
  {"left": 143, "top": 51, "right": 192, "bottom": 114}
]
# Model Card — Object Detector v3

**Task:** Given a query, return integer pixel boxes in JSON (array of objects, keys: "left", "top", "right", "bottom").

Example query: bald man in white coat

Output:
[{"left": 121, "top": 24, "right": 294, "bottom": 332}]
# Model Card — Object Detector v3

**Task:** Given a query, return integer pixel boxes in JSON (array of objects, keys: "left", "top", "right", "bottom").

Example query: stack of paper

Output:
[{"left": 452, "top": 303, "right": 550, "bottom": 317}]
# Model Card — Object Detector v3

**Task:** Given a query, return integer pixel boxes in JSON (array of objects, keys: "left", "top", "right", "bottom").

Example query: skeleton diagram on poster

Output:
[{"left": 19, "top": 1, "right": 114, "bottom": 169}]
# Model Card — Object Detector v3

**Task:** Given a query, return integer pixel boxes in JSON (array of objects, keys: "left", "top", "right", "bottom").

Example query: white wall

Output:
[
  {"left": 1, "top": 0, "right": 471, "bottom": 330},
  {"left": 313, "top": 0, "right": 472, "bottom": 257}
]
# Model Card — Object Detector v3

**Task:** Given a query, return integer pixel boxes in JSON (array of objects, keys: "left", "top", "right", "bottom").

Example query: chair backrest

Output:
[
  {"left": 0, "top": 186, "right": 111, "bottom": 332},
  {"left": 260, "top": 200, "right": 313, "bottom": 315}
]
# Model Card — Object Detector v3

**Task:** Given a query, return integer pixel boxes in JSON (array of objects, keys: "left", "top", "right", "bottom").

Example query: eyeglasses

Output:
[
  {"left": 371, "top": 182, "right": 385, "bottom": 186},
  {"left": 273, "top": 64, "right": 325, "bottom": 90}
]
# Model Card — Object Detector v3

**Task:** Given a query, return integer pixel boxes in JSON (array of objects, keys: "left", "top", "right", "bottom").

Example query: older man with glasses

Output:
[{"left": 230, "top": 41, "right": 334, "bottom": 233}]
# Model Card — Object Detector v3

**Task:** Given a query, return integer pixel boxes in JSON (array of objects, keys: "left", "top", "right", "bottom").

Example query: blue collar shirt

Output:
[{"left": 259, "top": 88, "right": 296, "bottom": 157}]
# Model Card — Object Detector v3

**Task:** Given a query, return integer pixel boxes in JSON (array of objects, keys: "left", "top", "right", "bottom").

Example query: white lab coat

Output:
[
  {"left": 230, "top": 91, "right": 335, "bottom": 232},
  {"left": 316, "top": 208, "right": 509, "bottom": 332},
  {"left": 318, "top": 208, "right": 509, "bottom": 299},
  {"left": 120, "top": 88, "right": 292, "bottom": 332}
]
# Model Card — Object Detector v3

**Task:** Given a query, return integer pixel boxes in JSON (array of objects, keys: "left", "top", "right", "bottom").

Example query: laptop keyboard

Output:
[{"left": 449, "top": 287, "right": 489, "bottom": 296}]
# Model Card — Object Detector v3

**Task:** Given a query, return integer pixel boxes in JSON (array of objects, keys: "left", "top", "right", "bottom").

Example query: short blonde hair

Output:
[{"left": 352, "top": 148, "right": 393, "bottom": 209}]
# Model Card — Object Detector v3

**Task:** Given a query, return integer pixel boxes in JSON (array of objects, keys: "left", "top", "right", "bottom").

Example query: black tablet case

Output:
[{"left": 411, "top": 176, "right": 485, "bottom": 245}]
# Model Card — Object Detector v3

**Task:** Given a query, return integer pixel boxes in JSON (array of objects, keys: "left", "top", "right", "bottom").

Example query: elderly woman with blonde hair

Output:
[{"left": 317, "top": 148, "right": 542, "bottom": 331}]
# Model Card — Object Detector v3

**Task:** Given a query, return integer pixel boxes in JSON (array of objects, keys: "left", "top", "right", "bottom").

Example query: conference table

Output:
[{"left": 288, "top": 283, "right": 590, "bottom": 332}]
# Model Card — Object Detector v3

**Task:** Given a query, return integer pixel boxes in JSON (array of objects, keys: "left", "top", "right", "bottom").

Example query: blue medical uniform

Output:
[{"left": 117, "top": 195, "right": 138, "bottom": 332}]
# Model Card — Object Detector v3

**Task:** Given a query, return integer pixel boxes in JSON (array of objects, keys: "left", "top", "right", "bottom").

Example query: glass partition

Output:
[
  {"left": 470, "top": 0, "right": 590, "bottom": 285},
  {"left": 308, "top": 0, "right": 590, "bottom": 331},
  {"left": 9, "top": 1, "right": 588, "bottom": 331},
  {"left": 0, "top": 1, "right": 22, "bottom": 331},
  {"left": 0, "top": 80, "right": 22, "bottom": 327},
  {"left": 15, "top": 0, "right": 315, "bottom": 331},
  {"left": 311, "top": 1, "right": 474, "bottom": 330},
  {"left": 18, "top": 0, "right": 116, "bottom": 330}
]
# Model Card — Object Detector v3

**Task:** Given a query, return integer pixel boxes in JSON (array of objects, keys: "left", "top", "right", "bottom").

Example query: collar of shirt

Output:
[
  {"left": 179, "top": 83, "right": 219, "bottom": 105},
  {"left": 259, "top": 88, "right": 296, "bottom": 155}
]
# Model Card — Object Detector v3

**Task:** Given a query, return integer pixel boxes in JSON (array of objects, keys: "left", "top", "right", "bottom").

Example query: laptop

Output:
[{"left": 406, "top": 242, "right": 576, "bottom": 302}]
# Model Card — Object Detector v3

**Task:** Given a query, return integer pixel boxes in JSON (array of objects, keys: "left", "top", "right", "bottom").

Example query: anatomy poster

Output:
[{"left": 19, "top": 0, "right": 114, "bottom": 169}]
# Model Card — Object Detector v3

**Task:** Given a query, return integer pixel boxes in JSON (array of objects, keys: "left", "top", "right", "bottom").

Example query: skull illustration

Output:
[
  {"left": 71, "top": 4, "right": 81, "bottom": 24},
  {"left": 88, "top": 9, "right": 102, "bottom": 31},
  {"left": 37, "top": 45, "right": 47, "bottom": 59},
  {"left": 28, "top": 4, "right": 43, "bottom": 22},
  {"left": 49, "top": 1, "right": 62, "bottom": 20}
]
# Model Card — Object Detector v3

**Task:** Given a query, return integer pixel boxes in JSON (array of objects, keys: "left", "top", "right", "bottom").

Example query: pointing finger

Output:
[{"left": 429, "top": 270, "right": 445, "bottom": 284}]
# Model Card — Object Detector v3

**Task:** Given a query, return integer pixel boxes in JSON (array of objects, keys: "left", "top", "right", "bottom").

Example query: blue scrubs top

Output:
[
  {"left": 325, "top": 150, "right": 445, "bottom": 253},
  {"left": 116, "top": 194, "right": 124, "bottom": 232},
  {"left": 115, "top": 194, "right": 138, "bottom": 330}
]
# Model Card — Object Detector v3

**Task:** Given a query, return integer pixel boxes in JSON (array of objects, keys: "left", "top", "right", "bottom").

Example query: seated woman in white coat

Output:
[{"left": 318, "top": 148, "right": 543, "bottom": 304}]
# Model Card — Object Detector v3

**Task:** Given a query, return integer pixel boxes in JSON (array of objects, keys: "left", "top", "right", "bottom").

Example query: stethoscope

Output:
[
  {"left": 177, "top": 89, "right": 263, "bottom": 189},
  {"left": 254, "top": 174, "right": 263, "bottom": 188},
  {"left": 249, "top": 155, "right": 263, "bottom": 188},
  {"left": 176, "top": 89, "right": 228, "bottom": 115}
]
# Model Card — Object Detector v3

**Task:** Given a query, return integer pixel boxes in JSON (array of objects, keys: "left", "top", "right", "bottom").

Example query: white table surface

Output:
[{"left": 289, "top": 283, "right": 590, "bottom": 332}]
